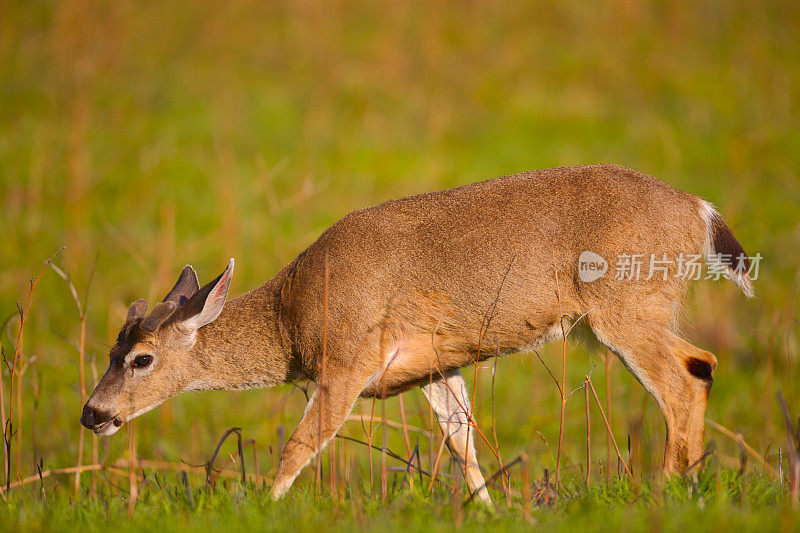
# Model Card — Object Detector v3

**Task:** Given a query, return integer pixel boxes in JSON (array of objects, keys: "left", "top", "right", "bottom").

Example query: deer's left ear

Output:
[
  {"left": 173, "top": 259, "right": 234, "bottom": 332},
  {"left": 163, "top": 265, "right": 200, "bottom": 306}
]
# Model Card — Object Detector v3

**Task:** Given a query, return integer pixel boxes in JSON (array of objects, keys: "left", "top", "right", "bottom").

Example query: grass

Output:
[
  {"left": 0, "top": 470, "right": 793, "bottom": 532},
  {"left": 1, "top": 0, "right": 799, "bottom": 530}
]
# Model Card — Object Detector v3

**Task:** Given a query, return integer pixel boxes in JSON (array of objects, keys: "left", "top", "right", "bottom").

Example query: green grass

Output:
[
  {"left": 1, "top": 0, "right": 799, "bottom": 530},
  {"left": 0, "top": 470, "right": 795, "bottom": 532}
]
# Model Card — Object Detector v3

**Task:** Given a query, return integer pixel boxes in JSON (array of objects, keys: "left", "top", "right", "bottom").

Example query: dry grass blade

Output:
[
  {"left": 4, "top": 464, "right": 106, "bottom": 490},
  {"left": 427, "top": 418, "right": 450, "bottom": 493},
  {"left": 549, "top": 229, "right": 598, "bottom": 493},
  {"left": 491, "top": 347, "right": 511, "bottom": 505},
  {"left": 329, "top": 438, "right": 337, "bottom": 498},
  {"left": 204, "top": 427, "right": 245, "bottom": 488},
  {"left": 462, "top": 454, "right": 524, "bottom": 507},
  {"left": 777, "top": 393, "right": 800, "bottom": 504},
  {"left": 521, "top": 454, "right": 530, "bottom": 519},
  {"left": 584, "top": 379, "right": 591, "bottom": 486},
  {"left": 4, "top": 458, "right": 271, "bottom": 492},
  {"left": 334, "top": 434, "right": 444, "bottom": 487},
  {"left": 587, "top": 377, "right": 633, "bottom": 480},
  {"left": 464, "top": 256, "right": 515, "bottom": 494},
  {"left": 704, "top": 418, "right": 779, "bottom": 479},
  {"left": 316, "top": 247, "right": 329, "bottom": 495},
  {"left": 402, "top": 443, "right": 419, "bottom": 490},
  {"left": 428, "top": 343, "right": 506, "bottom": 477},
  {"left": 181, "top": 471, "right": 194, "bottom": 508},
  {"left": 604, "top": 349, "right": 613, "bottom": 483},
  {"left": 347, "top": 414, "right": 430, "bottom": 437},
  {"left": 89, "top": 356, "right": 99, "bottom": 498},
  {"left": 128, "top": 421, "right": 137, "bottom": 515},
  {"left": 397, "top": 394, "right": 415, "bottom": 491},
  {"left": 5, "top": 246, "right": 64, "bottom": 491},
  {"left": 50, "top": 259, "right": 96, "bottom": 499},
  {"left": 242, "top": 438, "right": 261, "bottom": 489},
  {"left": 380, "top": 387, "right": 387, "bottom": 502}
]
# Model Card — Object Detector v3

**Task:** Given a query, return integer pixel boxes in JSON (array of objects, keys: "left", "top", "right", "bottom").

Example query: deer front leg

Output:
[
  {"left": 422, "top": 369, "right": 492, "bottom": 505},
  {"left": 271, "top": 368, "right": 366, "bottom": 500}
]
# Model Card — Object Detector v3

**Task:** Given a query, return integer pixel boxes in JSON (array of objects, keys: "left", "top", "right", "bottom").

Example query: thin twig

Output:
[
  {"left": 533, "top": 349, "right": 562, "bottom": 396},
  {"left": 704, "top": 418, "right": 779, "bottom": 479},
  {"left": 204, "top": 427, "right": 244, "bottom": 488},
  {"left": 90, "top": 355, "right": 99, "bottom": 497},
  {"left": 427, "top": 415, "right": 451, "bottom": 493},
  {"left": 604, "top": 348, "right": 613, "bottom": 483},
  {"left": 584, "top": 379, "right": 591, "bottom": 486},
  {"left": 491, "top": 343, "right": 511, "bottom": 505},
  {"left": 347, "top": 414, "right": 430, "bottom": 437},
  {"left": 316, "top": 248, "right": 329, "bottom": 494},
  {"left": 242, "top": 438, "right": 260, "bottom": 489},
  {"left": 181, "top": 471, "right": 194, "bottom": 508},
  {"left": 553, "top": 233, "right": 566, "bottom": 493},
  {"left": 128, "top": 421, "right": 137, "bottom": 515},
  {"left": 397, "top": 394, "right": 415, "bottom": 490},
  {"left": 49, "top": 260, "right": 95, "bottom": 498},
  {"left": 6, "top": 247, "right": 64, "bottom": 490},
  {"left": 334, "top": 435, "right": 447, "bottom": 488},
  {"left": 4, "top": 459, "right": 268, "bottom": 492},
  {"left": 463, "top": 454, "right": 524, "bottom": 507},
  {"left": 429, "top": 341, "right": 507, "bottom": 473},
  {"left": 465, "top": 256, "right": 515, "bottom": 493},
  {"left": 587, "top": 377, "right": 633, "bottom": 479}
]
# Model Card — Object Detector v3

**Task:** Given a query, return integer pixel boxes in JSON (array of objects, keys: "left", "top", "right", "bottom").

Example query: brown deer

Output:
[{"left": 81, "top": 164, "right": 753, "bottom": 504}]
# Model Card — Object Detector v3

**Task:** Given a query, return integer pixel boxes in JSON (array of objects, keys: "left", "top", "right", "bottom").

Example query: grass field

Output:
[{"left": 1, "top": 1, "right": 799, "bottom": 530}]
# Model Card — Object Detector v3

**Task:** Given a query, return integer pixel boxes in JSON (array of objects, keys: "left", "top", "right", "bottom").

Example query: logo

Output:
[{"left": 578, "top": 251, "right": 608, "bottom": 283}]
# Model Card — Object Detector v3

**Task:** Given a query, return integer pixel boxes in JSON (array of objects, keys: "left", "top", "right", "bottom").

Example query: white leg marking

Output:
[{"left": 422, "top": 369, "right": 492, "bottom": 505}]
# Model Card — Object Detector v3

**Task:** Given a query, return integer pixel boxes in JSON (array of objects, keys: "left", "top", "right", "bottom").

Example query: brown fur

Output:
[
  {"left": 710, "top": 215, "right": 751, "bottom": 271},
  {"left": 82, "top": 164, "right": 751, "bottom": 502}
]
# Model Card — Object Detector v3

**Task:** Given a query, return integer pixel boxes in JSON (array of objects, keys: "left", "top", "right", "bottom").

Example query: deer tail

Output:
[{"left": 697, "top": 200, "right": 754, "bottom": 298}]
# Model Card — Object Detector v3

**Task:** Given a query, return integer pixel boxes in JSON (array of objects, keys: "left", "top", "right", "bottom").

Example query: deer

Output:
[{"left": 80, "top": 164, "right": 753, "bottom": 505}]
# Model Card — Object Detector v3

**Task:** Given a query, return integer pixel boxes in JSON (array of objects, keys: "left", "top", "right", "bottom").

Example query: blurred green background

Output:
[{"left": 0, "top": 0, "right": 798, "bottom": 512}]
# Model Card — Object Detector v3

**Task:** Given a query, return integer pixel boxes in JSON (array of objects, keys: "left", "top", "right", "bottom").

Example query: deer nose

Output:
[
  {"left": 80, "top": 404, "right": 98, "bottom": 429},
  {"left": 80, "top": 405, "right": 96, "bottom": 429},
  {"left": 81, "top": 404, "right": 113, "bottom": 430}
]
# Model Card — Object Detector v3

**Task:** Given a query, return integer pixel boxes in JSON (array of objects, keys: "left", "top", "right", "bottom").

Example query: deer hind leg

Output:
[
  {"left": 591, "top": 317, "right": 716, "bottom": 474},
  {"left": 271, "top": 367, "right": 367, "bottom": 500},
  {"left": 421, "top": 369, "right": 492, "bottom": 505}
]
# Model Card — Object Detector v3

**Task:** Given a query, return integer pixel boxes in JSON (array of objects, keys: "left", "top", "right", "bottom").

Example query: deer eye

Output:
[{"left": 132, "top": 355, "right": 153, "bottom": 369}]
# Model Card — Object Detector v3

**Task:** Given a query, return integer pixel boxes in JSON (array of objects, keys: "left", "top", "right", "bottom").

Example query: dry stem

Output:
[
  {"left": 584, "top": 379, "right": 591, "bottom": 486},
  {"left": 5, "top": 247, "right": 63, "bottom": 490},
  {"left": 705, "top": 418, "right": 779, "bottom": 479},
  {"left": 587, "top": 377, "right": 633, "bottom": 479},
  {"left": 316, "top": 248, "right": 330, "bottom": 494},
  {"left": 604, "top": 348, "right": 613, "bottom": 482},
  {"left": 128, "top": 421, "right": 137, "bottom": 515}
]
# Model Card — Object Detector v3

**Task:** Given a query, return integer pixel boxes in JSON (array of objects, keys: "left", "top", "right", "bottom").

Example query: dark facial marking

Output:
[
  {"left": 685, "top": 357, "right": 714, "bottom": 383},
  {"left": 110, "top": 319, "right": 149, "bottom": 365}
]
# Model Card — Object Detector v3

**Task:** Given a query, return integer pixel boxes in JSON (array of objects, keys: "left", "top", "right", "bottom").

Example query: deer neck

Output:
[{"left": 187, "top": 277, "right": 293, "bottom": 391}]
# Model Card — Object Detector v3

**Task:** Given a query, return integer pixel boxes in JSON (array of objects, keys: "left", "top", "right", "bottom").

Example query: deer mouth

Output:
[{"left": 93, "top": 416, "right": 124, "bottom": 436}]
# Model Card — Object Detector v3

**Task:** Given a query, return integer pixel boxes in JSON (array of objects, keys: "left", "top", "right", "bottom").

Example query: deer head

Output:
[{"left": 80, "top": 259, "right": 234, "bottom": 436}]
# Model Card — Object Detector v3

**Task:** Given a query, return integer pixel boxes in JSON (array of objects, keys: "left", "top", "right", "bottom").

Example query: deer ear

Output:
[
  {"left": 174, "top": 259, "right": 234, "bottom": 332},
  {"left": 141, "top": 301, "right": 178, "bottom": 332},
  {"left": 163, "top": 265, "right": 200, "bottom": 306}
]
